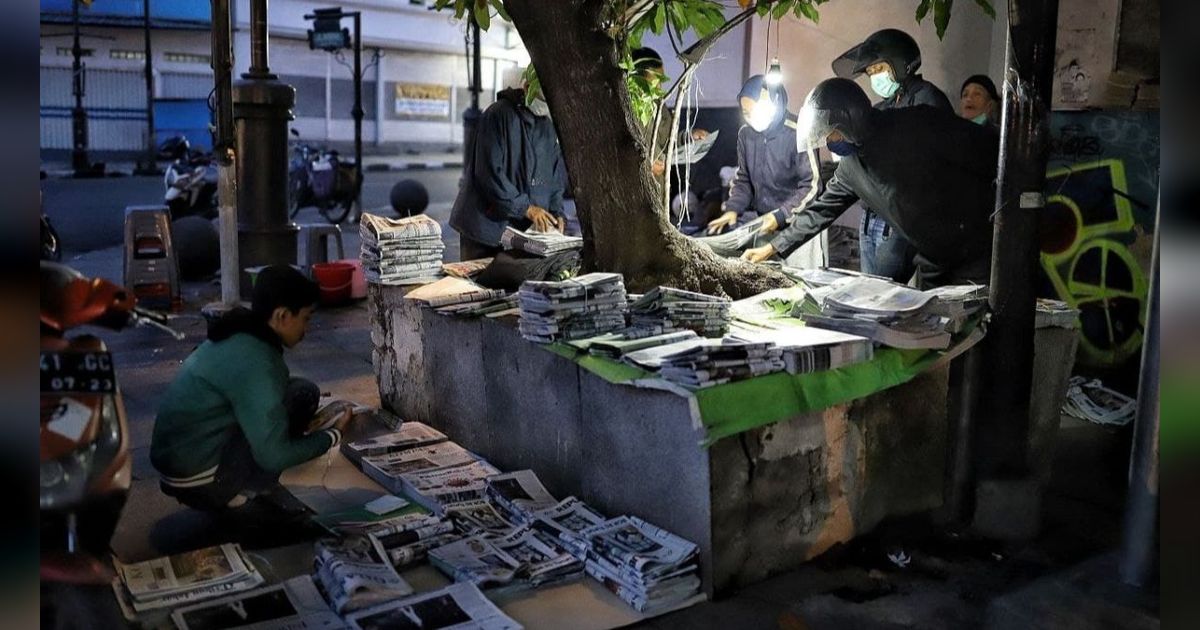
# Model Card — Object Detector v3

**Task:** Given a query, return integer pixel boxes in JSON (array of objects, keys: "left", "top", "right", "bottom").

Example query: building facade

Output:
[{"left": 39, "top": 0, "right": 528, "bottom": 158}]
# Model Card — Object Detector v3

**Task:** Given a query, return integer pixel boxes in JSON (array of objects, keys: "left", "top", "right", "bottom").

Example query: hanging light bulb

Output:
[{"left": 764, "top": 58, "right": 783, "bottom": 86}]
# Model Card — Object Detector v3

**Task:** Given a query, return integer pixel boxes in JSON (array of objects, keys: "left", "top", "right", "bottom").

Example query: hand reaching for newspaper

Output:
[
  {"left": 332, "top": 408, "right": 355, "bottom": 433},
  {"left": 556, "top": 215, "right": 566, "bottom": 234},
  {"left": 525, "top": 205, "right": 556, "bottom": 233},
  {"left": 706, "top": 211, "right": 738, "bottom": 235},
  {"left": 741, "top": 243, "right": 775, "bottom": 264},
  {"left": 758, "top": 212, "right": 779, "bottom": 235}
]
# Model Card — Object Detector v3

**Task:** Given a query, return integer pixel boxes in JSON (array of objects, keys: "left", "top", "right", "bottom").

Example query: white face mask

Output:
[
  {"left": 528, "top": 98, "right": 550, "bottom": 118},
  {"left": 745, "top": 99, "right": 777, "bottom": 132}
]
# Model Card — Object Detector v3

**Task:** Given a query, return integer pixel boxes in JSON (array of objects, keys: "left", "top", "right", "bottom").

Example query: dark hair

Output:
[
  {"left": 632, "top": 47, "right": 663, "bottom": 72},
  {"left": 251, "top": 265, "right": 319, "bottom": 321},
  {"left": 961, "top": 74, "right": 1000, "bottom": 102}
]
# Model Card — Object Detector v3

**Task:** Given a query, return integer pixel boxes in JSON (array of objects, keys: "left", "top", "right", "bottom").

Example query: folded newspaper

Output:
[
  {"left": 363, "top": 512, "right": 460, "bottom": 569},
  {"left": 405, "top": 276, "right": 506, "bottom": 308},
  {"left": 658, "top": 339, "right": 785, "bottom": 388},
  {"left": 341, "top": 421, "right": 449, "bottom": 465},
  {"left": 797, "top": 277, "right": 954, "bottom": 350},
  {"left": 429, "top": 525, "right": 583, "bottom": 593},
  {"left": 628, "top": 286, "right": 732, "bottom": 338},
  {"left": 313, "top": 537, "right": 414, "bottom": 614},
  {"left": 728, "top": 323, "right": 874, "bottom": 375},
  {"left": 358, "top": 442, "right": 500, "bottom": 512},
  {"left": 345, "top": 582, "right": 522, "bottom": 630},
  {"left": 1062, "top": 376, "right": 1137, "bottom": 427},
  {"left": 112, "top": 544, "right": 264, "bottom": 615},
  {"left": 171, "top": 576, "right": 343, "bottom": 630},
  {"left": 528, "top": 497, "right": 608, "bottom": 551},
  {"left": 575, "top": 516, "right": 701, "bottom": 613},
  {"left": 484, "top": 470, "right": 559, "bottom": 524},
  {"left": 500, "top": 226, "right": 583, "bottom": 257}
]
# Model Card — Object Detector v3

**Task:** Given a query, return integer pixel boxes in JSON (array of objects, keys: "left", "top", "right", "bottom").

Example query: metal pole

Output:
[
  {"left": 211, "top": 0, "right": 239, "bottom": 307},
  {"left": 137, "top": 0, "right": 158, "bottom": 175},
  {"left": 461, "top": 13, "right": 482, "bottom": 165},
  {"left": 247, "top": 0, "right": 271, "bottom": 78},
  {"left": 1119, "top": 211, "right": 1159, "bottom": 586},
  {"left": 470, "top": 17, "right": 481, "bottom": 112},
  {"left": 353, "top": 11, "right": 364, "bottom": 220},
  {"left": 71, "top": 0, "right": 89, "bottom": 175},
  {"left": 973, "top": 0, "right": 1061, "bottom": 479}
]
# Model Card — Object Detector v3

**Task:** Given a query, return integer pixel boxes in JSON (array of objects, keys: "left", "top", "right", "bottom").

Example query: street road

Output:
[{"left": 42, "top": 167, "right": 462, "bottom": 254}]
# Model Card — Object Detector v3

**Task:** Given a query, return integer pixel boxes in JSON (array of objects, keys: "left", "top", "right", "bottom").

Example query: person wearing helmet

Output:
[
  {"left": 634, "top": 47, "right": 710, "bottom": 179},
  {"left": 832, "top": 28, "right": 953, "bottom": 283},
  {"left": 704, "top": 75, "right": 825, "bottom": 268},
  {"left": 742, "top": 78, "right": 998, "bottom": 289}
]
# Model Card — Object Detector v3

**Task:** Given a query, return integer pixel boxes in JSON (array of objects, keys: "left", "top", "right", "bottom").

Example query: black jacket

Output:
[
  {"left": 450, "top": 88, "right": 566, "bottom": 246},
  {"left": 770, "top": 106, "right": 998, "bottom": 279},
  {"left": 876, "top": 74, "right": 953, "bottom": 112},
  {"left": 725, "top": 116, "right": 819, "bottom": 226}
]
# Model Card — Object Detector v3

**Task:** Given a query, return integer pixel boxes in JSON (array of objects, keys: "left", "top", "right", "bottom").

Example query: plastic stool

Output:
[
  {"left": 123, "top": 205, "right": 181, "bottom": 311},
  {"left": 298, "top": 224, "right": 345, "bottom": 272}
]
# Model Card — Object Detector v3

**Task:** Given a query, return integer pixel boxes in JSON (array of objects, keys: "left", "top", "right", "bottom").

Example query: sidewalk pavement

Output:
[{"left": 41, "top": 152, "right": 463, "bottom": 178}]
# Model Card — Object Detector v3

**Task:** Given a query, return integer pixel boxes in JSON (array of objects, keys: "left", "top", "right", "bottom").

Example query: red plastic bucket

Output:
[{"left": 312, "top": 261, "right": 354, "bottom": 306}]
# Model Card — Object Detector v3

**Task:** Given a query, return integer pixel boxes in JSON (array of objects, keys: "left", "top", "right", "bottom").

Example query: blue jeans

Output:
[{"left": 860, "top": 210, "right": 917, "bottom": 283}]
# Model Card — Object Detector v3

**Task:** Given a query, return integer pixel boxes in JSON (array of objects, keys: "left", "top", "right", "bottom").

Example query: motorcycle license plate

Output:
[{"left": 40, "top": 351, "right": 116, "bottom": 393}]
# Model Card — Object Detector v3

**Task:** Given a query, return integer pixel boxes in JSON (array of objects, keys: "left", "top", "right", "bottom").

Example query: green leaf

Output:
[
  {"left": 933, "top": 0, "right": 954, "bottom": 39},
  {"left": 972, "top": 0, "right": 996, "bottom": 19},
  {"left": 772, "top": 1, "right": 793, "bottom": 19},
  {"left": 476, "top": 7, "right": 491, "bottom": 30},
  {"left": 433, "top": 0, "right": 453, "bottom": 10},
  {"left": 915, "top": 0, "right": 932, "bottom": 22},
  {"left": 794, "top": 1, "right": 819, "bottom": 22},
  {"left": 756, "top": 2, "right": 771, "bottom": 17},
  {"left": 652, "top": 3, "right": 666, "bottom": 34},
  {"left": 489, "top": 0, "right": 509, "bottom": 22},
  {"left": 667, "top": 2, "right": 688, "bottom": 34},
  {"left": 453, "top": 0, "right": 467, "bottom": 20}
]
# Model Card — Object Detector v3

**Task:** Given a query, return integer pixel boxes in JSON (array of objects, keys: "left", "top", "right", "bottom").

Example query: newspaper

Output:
[
  {"left": 577, "top": 516, "right": 698, "bottom": 578},
  {"left": 529, "top": 497, "right": 608, "bottom": 552},
  {"left": 361, "top": 441, "right": 479, "bottom": 486},
  {"left": 363, "top": 513, "right": 459, "bottom": 569},
  {"left": 313, "top": 537, "right": 414, "bottom": 614},
  {"left": 342, "top": 422, "right": 449, "bottom": 463},
  {"left": 402, "top": 460, "right": 501, "bottom": 512},
  {"left": 171, "top": 576, "right": 344, "bottom": 630},
  {"left": 429, "top": 525, "right": 582, "bottom": 591},
  {"left": 728, "top": 323, "right": 874, "bottom": 374},
  {"left": 500, "top": 226, "right": 583, "bottom": 256},
  {"left": 113, "top": 544, "right": 265, "bottom": 614},
  {"left": 1063, "top": 376, "right": 1137, "bottom": 426},
  {"left": 345, "top": 582, "right": 522, "bottom": 630},
  {"left": 484, "top": 470, "right": 559, "bottom": 523},
  {"left": 444, "top": 499, "right": 518, "bottom": 535},
  {"left": 442, "top": 258, "right": 494, "bottom": 279},
  {"left": 359, "top": 213, "right": 442, "bottom": 241},
  {"left": 405, "top": 277, "right": 505, "bottom": 308},
  {"left": 671, "top": 128, "right": 719, "bottom": 165}
]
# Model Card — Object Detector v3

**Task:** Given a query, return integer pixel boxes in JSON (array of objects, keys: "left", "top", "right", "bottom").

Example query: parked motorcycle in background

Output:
[
  {"left": 160, "top": 135, "right": 218, "bottom": 220},
  {"left": 40, "top": 262, "right": 181, "bottom": 628},
  {"left": 288, "top": 129, "right": 360, "bottom": 224}
]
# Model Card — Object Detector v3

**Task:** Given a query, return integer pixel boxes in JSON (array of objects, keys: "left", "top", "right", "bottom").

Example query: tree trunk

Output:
[{"left": 503, "top": 0, "right": 787, "bottom": 298}]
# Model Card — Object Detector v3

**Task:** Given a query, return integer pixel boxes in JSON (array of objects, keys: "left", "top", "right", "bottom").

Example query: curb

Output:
[{"left": 364, "top": 161, "right": 463, "bottom": 172}]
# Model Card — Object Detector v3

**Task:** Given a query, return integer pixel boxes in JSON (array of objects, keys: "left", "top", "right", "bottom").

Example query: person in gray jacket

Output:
[
  {"left": 704, "top": 75, "right": 825, "bottom": 268},
  {"left": 449, "top": 79, "right": 566, "bottom": 261},
  {"left": 832, "top": 28, "right": 953, "bottom": 283},
  {"left": 744, "top": 78, "right": 998, "bottom": 289}
]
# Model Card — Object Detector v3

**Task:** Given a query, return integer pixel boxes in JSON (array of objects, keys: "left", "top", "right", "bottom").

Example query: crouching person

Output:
[{"left": 151, "top": 265, "right": 352, "bottom": 517}]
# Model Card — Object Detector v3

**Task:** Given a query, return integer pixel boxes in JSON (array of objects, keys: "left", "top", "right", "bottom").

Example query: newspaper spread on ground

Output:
[
  {"left": 313, "top": 537, "right": 414, "bottom": 614},
  {"left": 342, "top": 422, "right": 449, "bottom": 464},
  {"left": 484, "top": 470, "right": 559, "bottom": 524},
  {"left": 429, "top": 525, "right": 582, "bottom": 592},
  {"left": 171, "top": 576, "right": 344, "bottom": 630},
  {"left": 443, "top": 499, "right": 518, "bottom": 535},
  {"left": 345, "top": 582, "right": 522, "bottom": 630},
  {"left": 363, "top": 512, "right": 459, "bottom": 569},
  {"left": 113, "top": 544, "right": 265, "bottom": 614},
  {"left": 359, "top": 441, "right": 479, "bottom": 493},
  {"left": 575, "top": 516, "right": 701, "bottom": 613},
  {"left": 528, "top": 497, "right": 608, "bottom": 552},
  {"left": 402, "top": 460, "right": 501, "bottom": 513}
]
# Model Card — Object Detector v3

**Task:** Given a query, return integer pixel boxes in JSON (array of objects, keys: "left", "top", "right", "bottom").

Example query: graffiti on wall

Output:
[{"left": 1041, "top": 111, "right": 1158, "bottom": 370}]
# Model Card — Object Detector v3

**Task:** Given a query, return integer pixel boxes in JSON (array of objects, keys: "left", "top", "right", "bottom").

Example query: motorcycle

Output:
[
  {"left": 40, "top": 262, "right": 181, "bottom": 627},
  {"left": 161, "top": 136, "right": 218, "bottom": 220},
  {"left": 288, "top": 129, "right": 360, "bottom": 224}
]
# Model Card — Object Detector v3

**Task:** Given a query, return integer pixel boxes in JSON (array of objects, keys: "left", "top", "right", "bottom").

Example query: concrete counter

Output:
[{"left": 369, "top": 284, "right": 1076, "bottom": 595}]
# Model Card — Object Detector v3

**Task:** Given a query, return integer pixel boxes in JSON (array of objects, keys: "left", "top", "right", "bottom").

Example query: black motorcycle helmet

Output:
[
  {"left": 832, "top": 28, "right": 922, "bottom": 82},
  {"left": 795, "top": 77, "right": 875, "bottom": 152}
]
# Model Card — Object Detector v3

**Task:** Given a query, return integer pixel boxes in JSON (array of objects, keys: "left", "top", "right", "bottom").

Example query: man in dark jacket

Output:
[
  {"left": 743, "top": 78, "right": 998, "bottom": 289},
  {"left": 832, "top": 28, "right": 953, "bottom": 283},
  {"left": 450, "top": 79, "right": 566, "bottom": 261},
  {"left": 704, "top": 75, "right": 824, "bottom": 268}
]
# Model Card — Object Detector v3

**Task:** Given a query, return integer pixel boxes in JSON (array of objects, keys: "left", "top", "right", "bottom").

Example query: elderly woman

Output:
[{"left": 959, "top": 74, "right": 1001, "bottom": 128}]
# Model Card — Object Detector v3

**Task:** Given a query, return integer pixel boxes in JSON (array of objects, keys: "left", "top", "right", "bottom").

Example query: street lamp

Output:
[{"left": 304, "top": 7, "right": 364, "bottom": 220}]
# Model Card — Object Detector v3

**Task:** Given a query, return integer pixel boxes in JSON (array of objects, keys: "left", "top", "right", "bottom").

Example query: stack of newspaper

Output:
[
  {"left": 1035, "top": 297, "right": 1080, "bottom": 328},
  {"left": 728, "top": 323, "right": 874, "bottom": 375},
  {"left": 341, "top": 421, "right": 449, "bottom": 466},
  {"left": 586, "top": 330, "right": 700, "bottom": 360},
  {"left": 798, "top": 276, "right": 952, "bottom": 350},
  {"left": 517, "top": 272, "right": 629, "bottom": 343},
  {"left": 360, "top": 213, "right": 445, "bottom": 284},
  {"left": 112, "top": 544, "right": 264, "bottom": 616},
  {"left": 313, "top": 537, "right": 414, "bottom": 614},
  {"left": 628, "top": 286, "right": 732, "bottom": 338},
  {"left": 358, "top": 441, "right": 500, "bottom": 513},
  {"left": 657, "top": 339, "right": 785, "bottom": 388},
  {"left": 405, "top": 276, "right": 506, "bottom": 309},
  {"left": 429, "top": 524, "right": 584, "bottom": 593},
  {"left": 924, "top": 284, "right": 989, "bottom": 333},
  {"left": 345, "top": 582, "right": 523, "bottom": 630},
  {"left": 501, "top": 226, "right": 583, "bottom": 256},
  {"left": 573, "top": 516, "right": 701, "bottom": 614}
]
